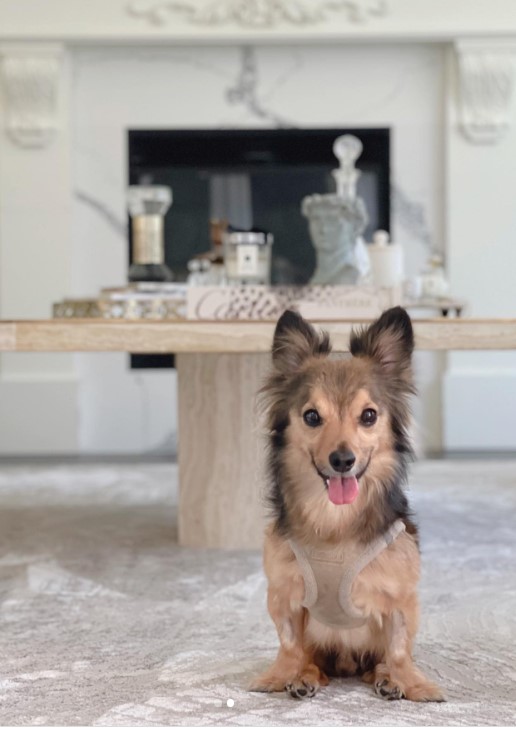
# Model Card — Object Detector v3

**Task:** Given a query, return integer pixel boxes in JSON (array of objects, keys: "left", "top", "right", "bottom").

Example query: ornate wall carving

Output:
[
  {"left": 126, "top": 0, "right": 387, "bottom": 28},
  {"left": 0, "top": 46, "right": 62, "bottom": 148},
  {"left": 456, "top": 40, "right": 516, "bottom": 144}
]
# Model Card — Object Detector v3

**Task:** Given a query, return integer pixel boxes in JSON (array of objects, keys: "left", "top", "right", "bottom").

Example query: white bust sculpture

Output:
[{"left": 302, "top": 135, "right": 370, "bottom": 285}]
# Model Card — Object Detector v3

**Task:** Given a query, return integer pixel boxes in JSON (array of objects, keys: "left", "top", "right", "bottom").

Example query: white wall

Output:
[{"left": 444, "top": 47, "right": 516, "bottom": 450}]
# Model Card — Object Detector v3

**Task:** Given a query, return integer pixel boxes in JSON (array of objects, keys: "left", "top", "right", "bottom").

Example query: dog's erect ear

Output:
[
  {"left": 272, "top": 309, "right": 331, "bottom": 373},
  {"left": 349, "top": 306, "right": 414, "bottom": 378}
]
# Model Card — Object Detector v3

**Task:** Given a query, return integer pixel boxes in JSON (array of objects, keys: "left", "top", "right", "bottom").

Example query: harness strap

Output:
[
  {"left": 289, "top": 519, "right": 406, "bottom": 629},
  {"left": 338, "top": 519, "right": 405, "bottom": 623},
  {"left": 289, "top": 539, "right": 318, "bottom": 607}
]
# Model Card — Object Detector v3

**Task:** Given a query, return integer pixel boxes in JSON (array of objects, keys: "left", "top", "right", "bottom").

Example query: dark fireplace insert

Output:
[{"left": 128, "top": 127, "right": 390, "bottom": 368}]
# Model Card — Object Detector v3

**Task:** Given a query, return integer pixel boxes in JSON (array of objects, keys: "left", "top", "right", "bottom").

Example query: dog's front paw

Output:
[
  {"left": 403, "top": 679, "right": 446, "bottom": 703},
  {"left": 285, "top": 664, "right": 328, "bottom": 700},
  {"left": 286, "top": 678, "right": 317, "bottom": 699},
  {"left": 373, "top": 675, "right": 445, "bottom": 703},
  {"left": 249, "top": 663, "right": 327, "bottom": 698},
  {"left": 374, "top": 677, "right": 405, "bottom": 701}
]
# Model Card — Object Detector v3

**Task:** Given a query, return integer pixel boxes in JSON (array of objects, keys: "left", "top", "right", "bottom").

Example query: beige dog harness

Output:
[{"left": 289, "top": 519, "right": 405, "bottom": 629}]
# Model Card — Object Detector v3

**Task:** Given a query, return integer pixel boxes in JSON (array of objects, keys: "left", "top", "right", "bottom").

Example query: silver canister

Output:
[
  {"left": 127, "top": 185, "right": 173, "bottom": 282},
  {"left": 223, "top": 231, "right": 273, "bottom": 285}
]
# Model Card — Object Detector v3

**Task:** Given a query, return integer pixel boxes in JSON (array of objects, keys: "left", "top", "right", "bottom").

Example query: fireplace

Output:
[
  {"left": 128, "top": 126, "right": 390, "bottom": 369},
  {"left": 128, "top": 127, "right": 390, "bottom": 284}
]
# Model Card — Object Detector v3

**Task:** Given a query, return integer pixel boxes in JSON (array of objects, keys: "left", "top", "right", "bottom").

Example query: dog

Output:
[{"left": 250, "top": 306, "right": 444, "bottom": 702}]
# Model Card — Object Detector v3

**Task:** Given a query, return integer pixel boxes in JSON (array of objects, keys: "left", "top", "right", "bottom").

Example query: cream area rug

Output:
[{"left": 0, "top": 459, "right": 515, "bottom": 726}]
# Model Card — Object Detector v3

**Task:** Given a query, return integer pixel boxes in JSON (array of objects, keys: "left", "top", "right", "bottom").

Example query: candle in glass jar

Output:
[{"left": 223, "top": 231, "right": 273, "bottom": 285}]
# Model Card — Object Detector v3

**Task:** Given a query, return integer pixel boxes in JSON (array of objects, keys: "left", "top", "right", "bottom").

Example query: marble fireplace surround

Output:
[{"left": 0, "top": 0, "right": 516, "bottom": 455}]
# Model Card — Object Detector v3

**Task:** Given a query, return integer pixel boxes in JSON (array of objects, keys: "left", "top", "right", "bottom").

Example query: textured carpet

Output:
[{"left": 0, "top": 459, "right": 515, "bottom": 726}]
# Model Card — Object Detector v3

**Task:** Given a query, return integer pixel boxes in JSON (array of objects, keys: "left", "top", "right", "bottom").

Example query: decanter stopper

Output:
[{"left": 332, "top": 135, "right": 363, "bottom": 199}]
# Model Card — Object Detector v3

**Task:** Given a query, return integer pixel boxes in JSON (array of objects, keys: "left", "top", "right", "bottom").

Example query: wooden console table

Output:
[{"left": 1, "top": 318, "right": 515, "bottom": 549}]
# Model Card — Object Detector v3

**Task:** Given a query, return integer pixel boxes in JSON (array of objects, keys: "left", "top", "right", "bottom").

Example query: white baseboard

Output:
[{"left": 443, "top": 370, "right": 516, "bottom": 450}]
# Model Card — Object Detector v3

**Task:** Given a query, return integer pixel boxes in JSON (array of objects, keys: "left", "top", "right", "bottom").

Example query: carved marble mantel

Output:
[
  {"left": 1, "top": 1, "right": 515, "bottom": 147},
  {"left": 0, "top": 0, "right": 514, "bottom": 40}
]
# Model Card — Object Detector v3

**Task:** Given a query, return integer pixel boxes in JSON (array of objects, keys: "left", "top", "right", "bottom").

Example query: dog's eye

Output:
[
  {"left": 360, "top": 408, "right": 377, "bottom": 426},
  {"left": 303, "top": 409, "right": 322, "bottom": 427}
]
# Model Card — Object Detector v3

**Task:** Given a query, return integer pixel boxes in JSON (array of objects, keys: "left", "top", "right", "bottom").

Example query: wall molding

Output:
[
  {"left": 125, "top": 0, "right": 386, "bottom": 28},
  {"left": 456, "top": 39, "right": 516, "bottom": 144},
  {"left": 0, "top": 43, "right": 63, "bottom": 148},
  {"left": 1, "top": 0, "right": 516, "bottom": 43}
]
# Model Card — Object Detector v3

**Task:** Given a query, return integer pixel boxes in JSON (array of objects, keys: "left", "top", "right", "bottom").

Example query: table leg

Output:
[{"left": 176, "top": 353, "right": 270, "bottom": 549}]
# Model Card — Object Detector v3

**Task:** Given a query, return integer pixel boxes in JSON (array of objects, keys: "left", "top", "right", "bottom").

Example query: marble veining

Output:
[
  {"left": 74, "top": 190, "right": 127, "bottom": 239},
  {"left": 225, "top": 47, "right": 295, "bottom": 128},
  {"left": 391, "top": 182, "right": 433, "bottom": 251}
]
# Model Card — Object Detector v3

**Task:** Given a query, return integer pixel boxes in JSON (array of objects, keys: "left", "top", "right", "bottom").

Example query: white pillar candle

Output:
[{"left": 367, "top": 230, "right": 404, "bottom": 288}]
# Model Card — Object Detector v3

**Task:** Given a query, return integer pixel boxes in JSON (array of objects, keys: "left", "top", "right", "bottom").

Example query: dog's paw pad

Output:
[
  {"left": 375, "top": 679, "right": 405, "bottom": 701},
  {"left": 286, "top": 680, "right": 316, "bottom": 700}
]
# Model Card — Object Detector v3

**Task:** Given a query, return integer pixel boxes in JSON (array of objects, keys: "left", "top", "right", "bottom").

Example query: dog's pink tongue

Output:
[{"left": 328, "top": 476, "right": 359, "bottom": 505}]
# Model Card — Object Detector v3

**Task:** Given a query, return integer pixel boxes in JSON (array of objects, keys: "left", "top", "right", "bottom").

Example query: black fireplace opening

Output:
[{"left": 128, "top": 127, "right": 390, "bottom": 369}]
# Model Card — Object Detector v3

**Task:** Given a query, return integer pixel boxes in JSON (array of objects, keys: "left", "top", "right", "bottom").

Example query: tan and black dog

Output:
[{"left": 250, "top": 307, "right": 444, "bottom": 703}]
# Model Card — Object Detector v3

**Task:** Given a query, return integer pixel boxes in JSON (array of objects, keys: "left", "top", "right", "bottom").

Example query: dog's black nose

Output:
[{"left": 329, "top": 450, "right": 356, "bottom": 473}]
